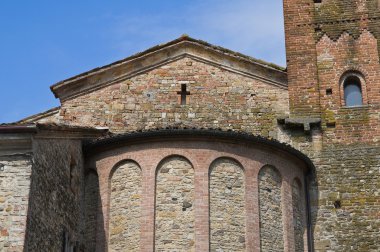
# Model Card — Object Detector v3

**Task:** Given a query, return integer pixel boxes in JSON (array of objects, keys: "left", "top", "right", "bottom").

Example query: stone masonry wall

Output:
[
  {"left": 283, "top": 1, "right": 380, "bottom": 251},
  {"left": 259, "top": 165, "right": 284, "bottom": 252},
  {"left": 311, "top": 146, "right": 380, "bottom": 252},
  {"left": 292, "top": 179, "right": 305, "bottom": 252},
  {"left": 109, "top": 161, "right": 142, "bottom": 252},
  {"left": 24, "top": 139, "right": 84, "bottom": 251},
  {"left": 29, "top": 3, "right": 380, "bottom": 249},
  {"left": 84, "top": 171, "right": 100, "bottom": 252},
  {"left": 155, "top": 156, "right": 195, "bottom": 252},
  {"left": 209, "top": 158, "right": 246, "bottom": 252},
  {"left": 0, "top": 154, "right": 32, "bottom": 251},
  {"left": 88, "top": 139, "right": 306, "bottom": 251},
  {"left": 57, "top": 57, "right": 289, "bottom": 138}
]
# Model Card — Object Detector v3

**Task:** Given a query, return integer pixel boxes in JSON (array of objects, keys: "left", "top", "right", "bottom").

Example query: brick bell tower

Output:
[
  {"left": 283, "top": 0, "right": 380, "bottom": 142},
  {"left": 283, "top": 0, "right": 320, "bottom": 119},
  {"left": 283, "top": 1, "right": 380, "bottom": 250}
]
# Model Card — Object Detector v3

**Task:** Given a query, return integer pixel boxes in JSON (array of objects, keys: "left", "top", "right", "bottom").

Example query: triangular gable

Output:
[{"left": 51, "top": 35, "right": 287, "bottom": 102}]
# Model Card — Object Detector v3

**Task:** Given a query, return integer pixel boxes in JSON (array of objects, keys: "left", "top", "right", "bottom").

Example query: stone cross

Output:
[{"left": 177, "top": 84, "right": 190, "bottom": 105}]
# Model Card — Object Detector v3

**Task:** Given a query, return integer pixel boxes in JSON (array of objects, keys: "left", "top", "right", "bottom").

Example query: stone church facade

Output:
[{"left": 1, "top": 1, "right": 380, "bottom": 251}]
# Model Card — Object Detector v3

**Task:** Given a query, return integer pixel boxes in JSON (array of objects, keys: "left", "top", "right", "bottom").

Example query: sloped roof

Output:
[
  {"left": 51, "top": 35, "right": 287, "bottom": 101},
  {"left": 16, "top": 106, "right": 60, "bottom": 124}
]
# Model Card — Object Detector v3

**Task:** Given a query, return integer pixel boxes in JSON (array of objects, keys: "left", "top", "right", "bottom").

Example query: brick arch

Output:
[
  {"left": 258, "top": 164, "right": 283, "bottom": 182},
  {"left": 109, "top": 159, "right": 141, "bottom": 181},
  {"left": 85, "top": 129, "right": 316, "bottom": 251},
  {"left": 209, "top": 156, "right": 245, "bottom": 174},
  {"left": 154, "top": 154, "right": 195, "bottom": 176},
  {"left": 338, "top": 70, "right": 368, "bottom": 106}
]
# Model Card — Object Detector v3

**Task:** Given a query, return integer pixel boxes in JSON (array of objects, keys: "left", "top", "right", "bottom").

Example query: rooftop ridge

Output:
[{"left": 51, "top": 35, "right": 286, "bottom": 90}]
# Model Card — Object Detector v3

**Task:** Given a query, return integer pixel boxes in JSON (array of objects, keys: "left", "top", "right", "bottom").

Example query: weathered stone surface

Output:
[
  {"left": 292, "top": 179, "right": 305, "bottom": 252},
  {"left": 311, "top": 147, "right": 380, "bottom": 252},
  {"left": 210, "top": 158, "right": 246, "bottom": 252},
  {"left": 259, "top": 166, "right": 284, "bottom": 252},
  {"left": 24, "top": 139, "right": 84, "bottom": 252},
  {"left": 57, "top": 57, "right": 289, "bottom": 138},
  {"left": 155, "top": 156, "right": 195, "bottom": 251},
  {"left": 84, "top": 171, "right": 100, "bottom": 252},
  {"left": 0, "top": 155, "right": 32, "bottom": 251},
  {"left": 109, "top": 161, "right": 142, "bottom": 252},
  {"left": 2, "top": 1, "right": 380, "bottom": 250}
]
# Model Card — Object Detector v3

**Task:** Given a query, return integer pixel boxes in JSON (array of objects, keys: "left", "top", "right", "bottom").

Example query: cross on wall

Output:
[{"left": 177, "top": 84, "right": 191, "bottom": 105}]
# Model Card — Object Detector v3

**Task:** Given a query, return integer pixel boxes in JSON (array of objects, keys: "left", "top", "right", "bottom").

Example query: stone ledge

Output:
[
  {"left": 0, "top": 134, "right": 33, "bottom": 156},
  {"left": 277, "top": 117, "right": 321, "bottom": 133}
]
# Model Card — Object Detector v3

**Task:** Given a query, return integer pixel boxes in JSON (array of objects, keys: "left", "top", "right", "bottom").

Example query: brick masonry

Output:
[
  {"left": 282, "top": 1, "right": 380, "bottom": 251},
  {"left": 0, "top": 0, "right": 379, "bottom": 251},
  {"left": 85, "top": 139, "right": 307, "bottom": 252}
]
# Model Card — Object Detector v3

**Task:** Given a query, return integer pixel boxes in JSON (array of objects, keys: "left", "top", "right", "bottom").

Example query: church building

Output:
[{"left": 0, "top": 1, "right": 379, "bottom": 251}]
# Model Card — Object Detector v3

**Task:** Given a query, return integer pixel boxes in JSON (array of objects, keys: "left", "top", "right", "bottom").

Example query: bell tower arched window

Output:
[
  {"left": 340, "top": 71, "right": 367, "bottom": 107},
  {"left": 343, "top": 75, "right": 363, "bottom": 107}
]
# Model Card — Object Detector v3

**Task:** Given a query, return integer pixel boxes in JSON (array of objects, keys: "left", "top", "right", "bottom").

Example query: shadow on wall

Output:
[
  {"left": 84, "top": 170, "right": 106, "bottom": 252},
  {"left": 22, "top": 140, "right": 105, "bottom": 251}
]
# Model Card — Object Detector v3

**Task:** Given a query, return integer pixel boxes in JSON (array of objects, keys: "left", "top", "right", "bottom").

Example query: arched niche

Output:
[
  {"left": 258, "top": 165, "right": 284, "bottom": 252},
  {"left": 109, "top": 160, "right": 142, "bottom": 252},
  {"left": 84, "top": 129, "right": 316, "bottom": 252},
  {"left": 155, "top": 155, "right": 195, "bottom": 251},
  {"left": 209, "top": 157, "right": 246, "bottom": 251},
  {"left": 292, "top": 178, "right": 307, "bottom": 252},
  {"left": 84, "top": 170, "right": 100, "bottom": 252}
]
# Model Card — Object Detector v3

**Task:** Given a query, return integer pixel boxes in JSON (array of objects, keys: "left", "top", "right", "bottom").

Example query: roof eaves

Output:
[
  {"left": 0, "top": 124, "right": 37, "bottom": 134},
  {"left": 16, "top": 107, "right": 60, "bottom": 124},
  {"left": 84, "top": 127, "right": 314, "bottom": 173},
  {"left": 50, "top": 35, "right": 286, "bottom": 96}
]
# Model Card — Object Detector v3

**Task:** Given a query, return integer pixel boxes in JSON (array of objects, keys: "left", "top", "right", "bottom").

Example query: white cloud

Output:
[{"left": 107, "top": 0, "right": 286, "bottom": 66}]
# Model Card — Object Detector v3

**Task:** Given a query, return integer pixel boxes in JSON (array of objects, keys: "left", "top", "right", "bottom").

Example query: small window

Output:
[{"left": 343, "top": 76, "right": 363, "bottom": 107}]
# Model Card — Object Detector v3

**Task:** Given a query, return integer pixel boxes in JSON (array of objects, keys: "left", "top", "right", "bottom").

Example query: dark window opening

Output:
[{"left": 343, "top": 76, "right": 363, "bottom": 107}]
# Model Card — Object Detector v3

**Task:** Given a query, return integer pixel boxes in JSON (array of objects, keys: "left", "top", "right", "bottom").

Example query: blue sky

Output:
[{"left": 0, "top": 0, "right": 285, "bottom": 123}]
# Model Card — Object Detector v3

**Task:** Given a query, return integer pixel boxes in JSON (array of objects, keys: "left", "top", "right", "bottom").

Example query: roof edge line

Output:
[
  {"left": 16, "top": 106, "right": 60, "bottom": 124},
  {"left": 84, "top": 128, "right": 315, "bottom": 172},
  {"left": 51, "top": 36, "right": 286, "bottom": 93},
  {"left": 59, "top": 52, "right": 288, "bottom": 102}
]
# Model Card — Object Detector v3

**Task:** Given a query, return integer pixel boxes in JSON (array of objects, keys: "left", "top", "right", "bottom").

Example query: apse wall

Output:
[{"left": 85, "top": 138, "right": 310, "bottom": 252}]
